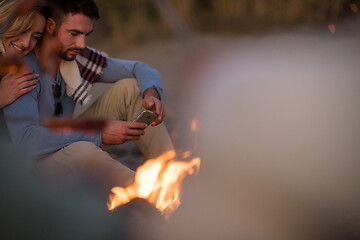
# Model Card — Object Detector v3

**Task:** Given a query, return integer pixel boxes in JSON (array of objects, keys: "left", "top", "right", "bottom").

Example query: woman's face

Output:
[{"left": 3, "top": 13, "right": 45, "bottom": 57}]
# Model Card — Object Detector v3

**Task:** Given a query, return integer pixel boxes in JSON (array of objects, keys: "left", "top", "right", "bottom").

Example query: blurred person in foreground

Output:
[
  {"left": 0, "top": 146, "right": 130, "bottom": 240},
  {"left": 3, "top": 0, "right": 174, "bottom": 191},
  {"left": 156, "top": 19, "right": 360, "bottom": 240},
  {"left": 0, "top": 0, "right": 47, "bottom": 142}
]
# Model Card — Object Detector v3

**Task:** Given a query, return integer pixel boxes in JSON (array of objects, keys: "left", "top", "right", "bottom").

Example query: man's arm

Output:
[
  {"left": 3, "top": 85, "right": 102, "bottom": 156},
  {"left": 99, "top": 57, "right": 165, "bottom": 125},
  {"left": 99, "top": 58, "right": 163, "bottom": 99}
]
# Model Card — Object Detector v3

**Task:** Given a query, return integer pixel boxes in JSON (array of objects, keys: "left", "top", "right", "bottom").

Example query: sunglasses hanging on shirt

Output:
[{"left": 53, "top": 83, "right": 63, "bottom": 117}]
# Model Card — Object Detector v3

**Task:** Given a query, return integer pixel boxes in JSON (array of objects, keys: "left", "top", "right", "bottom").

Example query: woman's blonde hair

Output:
[{"left": 0, "top": 0, "right": 46, "bottom": 40}]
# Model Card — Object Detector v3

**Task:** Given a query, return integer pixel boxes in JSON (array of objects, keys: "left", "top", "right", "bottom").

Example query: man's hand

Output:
[
  {"left": 143, "top": 88, "right": 165, "bottom": 126},
  {"left": 102, "top": 120, "right": 148, "bottom": 145}
]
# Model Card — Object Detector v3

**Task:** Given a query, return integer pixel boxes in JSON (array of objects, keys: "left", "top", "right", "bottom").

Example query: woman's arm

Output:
[{"left": 3, "top": 83, "right": 102, "bottom": 156}]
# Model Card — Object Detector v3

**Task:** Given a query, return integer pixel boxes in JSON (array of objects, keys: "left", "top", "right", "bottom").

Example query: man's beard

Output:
[
  {"left": 52, "top": 28, "right": 82, "bottom": 61},
  {"left": 52, "top": 30, "right": 82, "bottom": 61},
  {"left": 59, "top": 48, "right": 82, "bottom": 61}
]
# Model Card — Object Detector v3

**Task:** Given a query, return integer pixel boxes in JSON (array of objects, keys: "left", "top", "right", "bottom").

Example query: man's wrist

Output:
[{"left": 144, "top": 88, "right": 160, "bottom": 99}]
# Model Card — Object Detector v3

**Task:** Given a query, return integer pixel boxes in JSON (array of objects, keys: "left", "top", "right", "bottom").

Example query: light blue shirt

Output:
[{"left": 3, "top": 50, "right": 162, "bottom": 157}]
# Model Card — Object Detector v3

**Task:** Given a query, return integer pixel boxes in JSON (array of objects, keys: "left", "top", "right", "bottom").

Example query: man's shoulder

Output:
[
  {"left": 22, "top": 51, "right": 45, "bottom": 94},
  {"left": 23, "top": 50, "right": 41, "bottom": 72}
]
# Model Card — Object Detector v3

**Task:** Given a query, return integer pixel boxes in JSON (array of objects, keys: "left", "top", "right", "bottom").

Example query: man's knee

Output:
[
  {"left": 111, "top": 78, "right": 141, "bottom": 97},
  {"left": 36, "top": 141, "right": 134, "bottom": 190},
  {"left": 62, "top": 141, "right": 101, "bottom": 159},
  {"left": 63, "top": 141, "right": 135, "bottom": 187},
  {"left": 35, "top": 141, "right": 101, "bottom": 179}
]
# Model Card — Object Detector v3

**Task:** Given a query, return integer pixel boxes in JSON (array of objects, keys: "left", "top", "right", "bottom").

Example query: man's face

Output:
[{"left": 54, "top": 13, "right": 93, "bottom": 61}]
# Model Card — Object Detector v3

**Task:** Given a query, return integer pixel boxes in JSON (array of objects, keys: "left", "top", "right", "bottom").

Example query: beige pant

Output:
[
  {"left": 36, "top": 78, "right": 174, "bottom": 189},
  {"left": 82, "top": 78, "right": 174, "bottom": 159}
]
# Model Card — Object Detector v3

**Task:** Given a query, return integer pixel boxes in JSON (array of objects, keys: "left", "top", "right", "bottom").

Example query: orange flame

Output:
[
  {"left": 350, "top": 4, "right": 359, "bottom": 14},
  {"left": 15, "top": 0, "right": 40, "bottom": 17},
  {"left": 0, "top": 55, "right": 27, "bottom": 75},
  {"left": 182, "top": 151, "right": 191, "bottom": 159},
  {"left": 107, "top": 150, "right": 200, "bottom": 219},
  {"left": 328, "top": 24, "right": 336, "bottom": 34},
  {"left": 191, "top": 118, "right": 199, "bottom": 132}
]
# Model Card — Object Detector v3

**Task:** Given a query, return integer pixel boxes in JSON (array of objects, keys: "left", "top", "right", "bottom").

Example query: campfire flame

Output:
[
  {"left": 182, "top": 151, "right": 191, "bottom": 158},
  {"left": 43, "top": 117, "right": 106, "bottom": 132},
  {"left": 0, "top": 55, "right": 27, "bottom": 75},
  {"left": 328, "top": 24, "right": 336, "bottom": 34},
  {"left": 350, "top": 3, "right": 359, "bottom": 14},
  {"left": 15, "top": 0, "right": 40, "bottom": 17},
  {"left": 191, "top": 118, "right": 199, "bottom": 132},
  {"left": 107, "top": 150, "right": 200, "bottom": 219}
]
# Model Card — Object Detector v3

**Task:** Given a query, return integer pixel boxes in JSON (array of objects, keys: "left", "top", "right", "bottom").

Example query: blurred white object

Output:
[{"left": 160, "top": 18, "right": 360, "bottom": 240}]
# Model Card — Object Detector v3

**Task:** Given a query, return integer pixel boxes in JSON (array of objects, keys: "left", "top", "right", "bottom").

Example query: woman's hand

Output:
[{"left": 0, "top": 69, "right": 39, "bottom": 108}]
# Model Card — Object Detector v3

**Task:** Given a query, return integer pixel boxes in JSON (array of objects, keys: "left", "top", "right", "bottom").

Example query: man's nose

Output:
[{"left": 76, "top": 36, "right": 86, "bottom": 49}]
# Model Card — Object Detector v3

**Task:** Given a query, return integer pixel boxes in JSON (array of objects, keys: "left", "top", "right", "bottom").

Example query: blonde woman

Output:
[
  {"left": 0, "top": 0, "right": 47, "bottom": 108},
  {"left": 0, "top": 0, "right": 48, "bottom": 142}
]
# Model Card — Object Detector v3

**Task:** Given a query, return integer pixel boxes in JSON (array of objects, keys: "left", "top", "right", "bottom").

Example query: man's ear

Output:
[{"left": 45, "top": 18, "right": 56, "bottom": 35}]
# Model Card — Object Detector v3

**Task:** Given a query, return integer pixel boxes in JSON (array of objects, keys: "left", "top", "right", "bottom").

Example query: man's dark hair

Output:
[
  {"left": 46, "top": 0, "right": 99, "bottom": 25},
  {"left": 38, "top": 3, "right": 52, "bottom": 19}
]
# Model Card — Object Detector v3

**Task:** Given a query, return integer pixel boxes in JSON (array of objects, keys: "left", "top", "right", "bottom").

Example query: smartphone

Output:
[{"left": 132, "top": 110, "right": 158, "bottom": 125}]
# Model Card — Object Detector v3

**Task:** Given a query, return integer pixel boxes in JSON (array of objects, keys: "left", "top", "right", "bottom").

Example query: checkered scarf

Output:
[{"left": 60, "top": 46, "right": 108, "bottom": 106}]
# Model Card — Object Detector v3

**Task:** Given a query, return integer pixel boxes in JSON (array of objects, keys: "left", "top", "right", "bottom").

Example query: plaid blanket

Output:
[
  {"left": 60, "top": 46, "right": 108, "bottom": 106},
  {"left": 77, "top": 46, "right": 107, "bottom": 84}
]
